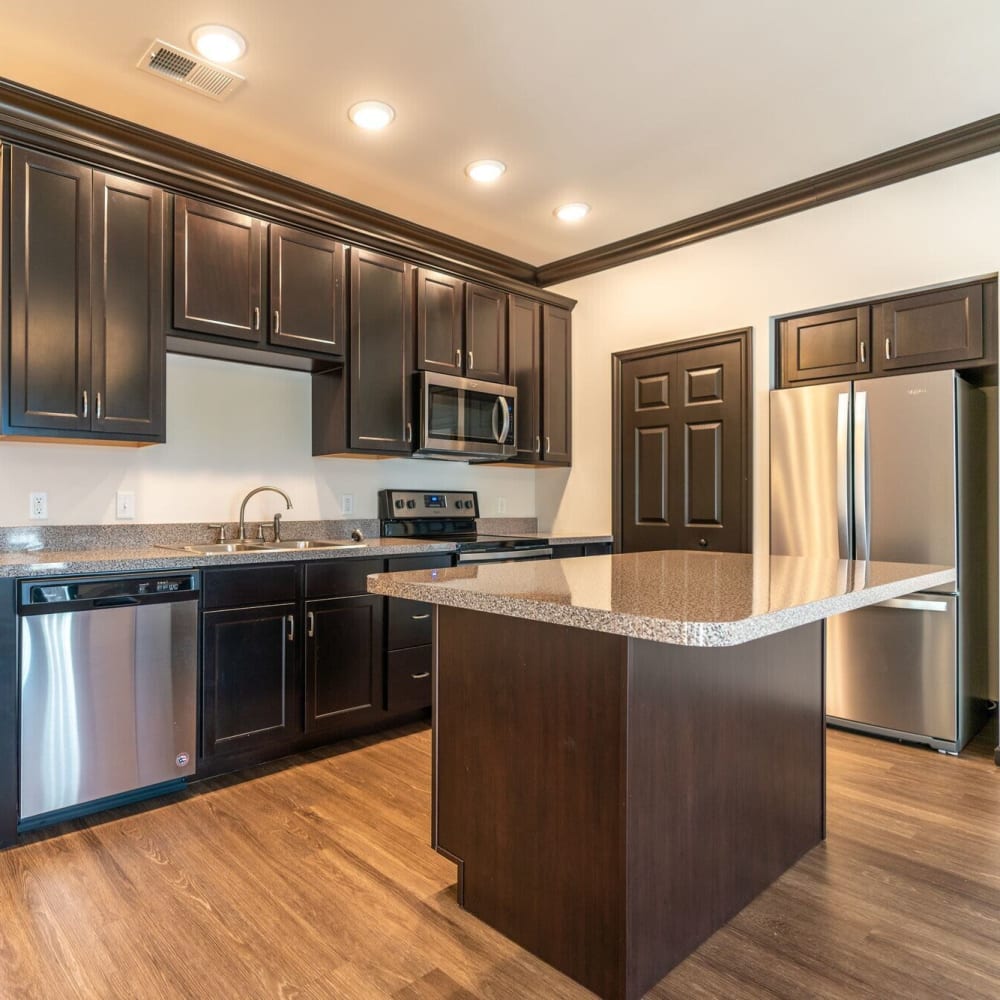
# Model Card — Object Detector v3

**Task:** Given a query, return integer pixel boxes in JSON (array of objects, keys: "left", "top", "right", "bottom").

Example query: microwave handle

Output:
[{"left": 497, "top": 395, "right": 511, "bottom": 445}]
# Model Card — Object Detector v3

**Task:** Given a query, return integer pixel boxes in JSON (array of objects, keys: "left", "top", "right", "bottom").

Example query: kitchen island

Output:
[{"left": 367, "top": 551, "right": 954, "bottom": 1000}]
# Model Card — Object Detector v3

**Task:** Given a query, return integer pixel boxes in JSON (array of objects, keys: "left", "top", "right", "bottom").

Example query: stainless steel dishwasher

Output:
[{"left": 19, "top": 572, "right": 199, "bottom": 825}]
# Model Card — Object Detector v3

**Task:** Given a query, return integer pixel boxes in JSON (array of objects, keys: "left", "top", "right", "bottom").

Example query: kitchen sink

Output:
[
  {"left": 176, "top": 542, "right": 267, "bottom": 554},
  {"left": 161, "top": 539, "right": 367, "bottom": 555}
]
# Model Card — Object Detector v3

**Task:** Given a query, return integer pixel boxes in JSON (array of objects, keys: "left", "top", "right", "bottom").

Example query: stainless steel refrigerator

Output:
[{"left": 770, "top": 369, "right": 987, "bottom": 753}]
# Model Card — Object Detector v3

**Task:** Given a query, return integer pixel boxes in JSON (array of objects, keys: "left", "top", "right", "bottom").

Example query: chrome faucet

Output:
[{"left": 238, "top": 486, "right": 293, "bottom": 541}]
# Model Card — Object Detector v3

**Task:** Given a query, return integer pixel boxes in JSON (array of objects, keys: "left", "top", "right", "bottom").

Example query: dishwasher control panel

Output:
[{"left": 21, "top": 572, "right": 199, "bottom": 609}]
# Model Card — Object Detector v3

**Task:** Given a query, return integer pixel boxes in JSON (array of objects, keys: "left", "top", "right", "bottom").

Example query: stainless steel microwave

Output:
[{"left": 416, "top": 371, "right": 517, "bottom": 461}]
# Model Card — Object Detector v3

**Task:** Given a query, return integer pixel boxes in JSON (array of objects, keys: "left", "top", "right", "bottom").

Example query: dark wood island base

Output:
[{"left": 432, "top": 606, "right": 825, "bottom": 1000}]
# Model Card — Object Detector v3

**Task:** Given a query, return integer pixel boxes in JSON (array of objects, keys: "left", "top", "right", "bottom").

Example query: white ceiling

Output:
[{"left": 2, "top": 0, "right": 999, "bottom": 266}]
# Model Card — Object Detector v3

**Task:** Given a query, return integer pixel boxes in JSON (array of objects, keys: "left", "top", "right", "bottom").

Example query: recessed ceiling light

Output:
[
  {"left": 348, "top": 100, "right": 396, "bottom": 131},
  {"left": 465, "top": 160, "right": 507, "bottom": 183},
  {"left": 190, "top": 25, "right": 247, "bottom": 64},
  {"left": 554, "top": 202, "right": 591, "bottom": 222}
]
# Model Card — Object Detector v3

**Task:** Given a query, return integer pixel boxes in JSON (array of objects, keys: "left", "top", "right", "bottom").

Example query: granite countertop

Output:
[
  {"left": 0, "top": 537, "right": 456, "bottom": 579},
  {"left": 367, "top": 550, "right": 955, "bottom": 647}
]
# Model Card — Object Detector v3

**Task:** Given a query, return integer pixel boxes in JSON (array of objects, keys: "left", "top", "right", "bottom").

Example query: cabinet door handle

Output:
[
  {"left": 410, "top": 613, "right": 431, "bottom": 621},
  {"left": 253, "top": 306, "right": 260, "bottom": 331},
  {"left": 859, "top": 340, "right": 866, "bottom": 365},
  {"left": 545, "top": 436, "right": 551, "bottom": 454},
  {"left": 467, "top": 350, "right": 474, "bottom": 370},
  {"left": 410, "top": 672, "right": 431, "bottom": 680},
  {"left": 287, "top": 614, "right": 295, "bottom": 641},
  {"left": 535, "top": 435, "right": 540, "bottom": 453},
  {"left": 307, "top": 611, "right": 315, "bottom": 637},
  {"left": 405, "top": 421, "right": 413, "bottom": 444},
  {"left": 884, "top": 337, "right": 892, "bottom": 361},
  {"left": 81, "top": 389, "right": 88, "bottom": 419},
  {"left": 95, "top": 392, "right": 102, "bottom": 421},
  {"left": 455, "top": 348, "right": 461, "bottom": 367},
  {"left": 273, "top": 310, "right": 280, "bottom": 334}
]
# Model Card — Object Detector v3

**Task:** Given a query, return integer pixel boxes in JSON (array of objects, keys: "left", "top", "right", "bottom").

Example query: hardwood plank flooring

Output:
[{"left": 1, "top": 721, "right": 998, "bottom": 999}]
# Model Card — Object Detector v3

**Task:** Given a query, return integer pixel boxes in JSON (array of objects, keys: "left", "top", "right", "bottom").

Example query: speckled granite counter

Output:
[
  {"left": 367, "top": 550, "right": 954, "bottom": 646},
  {"left": 0, "top": 537, "right": 456, "bottom": 579}
]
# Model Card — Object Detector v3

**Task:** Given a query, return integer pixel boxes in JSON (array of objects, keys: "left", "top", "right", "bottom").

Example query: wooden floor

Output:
[{"left": 2, "top": 721, "right": 999, "bottom": 999}]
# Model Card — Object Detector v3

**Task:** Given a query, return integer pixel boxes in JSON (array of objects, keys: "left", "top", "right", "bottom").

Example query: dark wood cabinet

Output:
[
  {"left": 465, "top": 282, "right": 507, "bottom": 382},
  {"left": 416, "top": 270, "right": 507, "bottom": 383},
  {"left": 776, "top": 278, "right": 996, "bottom": 388},
  {"left": 779, "top": 306, "right": 871, "bottom": 385},
  {"left": 416, "top": 268, "right": 463, "bottom": 376},
  {"left": 347, "top": 249, "right": 414, "bottom": 453},
  {"left": 268, "top": 225, "right": 345, "bottom": 357},
  {"left": 508, "top": 295, "right": 542, "bottom": 460},
  {"left": 7, "top": 147, "right": 164, "bottom": 442},
  {"left": 875, "top": 283, "right": 984, "bottom": 371},
  {"left": 541, "top": 304, "right": 572, "bottom": 465},
  {"left": 305, "top": 595, "right": 383, "bottom": 734},
  {"left": 173, "top": 196, "right": 264, "bottom": 344},
  {"left": 201, "top": 602, "right": 299, "bottom": 760}
]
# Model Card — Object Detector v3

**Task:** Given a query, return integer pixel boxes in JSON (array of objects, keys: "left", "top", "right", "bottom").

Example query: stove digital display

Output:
[{"left": 424, "top": 494, "right": 447, "bottom": 508}]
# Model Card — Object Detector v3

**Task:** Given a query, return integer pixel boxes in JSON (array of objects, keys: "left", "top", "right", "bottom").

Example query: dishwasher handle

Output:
[{"left": 93, "top": 596, "right": 142, "bottom": 608}]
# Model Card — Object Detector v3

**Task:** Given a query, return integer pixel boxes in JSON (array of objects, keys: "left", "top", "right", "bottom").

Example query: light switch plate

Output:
[
  {"left": 341, "top": 494, "right": 354, "bottom": 515},
  {"left": 497, "top": 496, "right": 507, "bottom": 514},
  {"left": 116, "top": 491, "right": 136, "bottom": 520}
]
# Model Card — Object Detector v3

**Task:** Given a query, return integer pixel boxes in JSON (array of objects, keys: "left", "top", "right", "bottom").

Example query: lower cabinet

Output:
[{"left": 552, "top": 542, "right": 613, "bottom": 559}]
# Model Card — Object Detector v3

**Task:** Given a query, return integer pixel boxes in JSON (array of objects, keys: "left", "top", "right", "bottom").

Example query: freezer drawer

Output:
[{"left": 826, "top": 593, "right": 957, "bottom": 746}]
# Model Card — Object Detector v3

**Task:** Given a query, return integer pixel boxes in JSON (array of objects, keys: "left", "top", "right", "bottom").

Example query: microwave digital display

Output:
[{"left": 424, "top": 495, "right": 447, "bottom": 508}]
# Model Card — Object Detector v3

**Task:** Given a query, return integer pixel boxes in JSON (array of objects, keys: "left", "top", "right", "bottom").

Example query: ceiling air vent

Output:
[{"left": 137, "top": 40, "right": 244, "bottom": 101}]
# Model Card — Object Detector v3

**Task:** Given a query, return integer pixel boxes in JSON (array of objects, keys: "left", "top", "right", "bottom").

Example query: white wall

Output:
[
  {"left": 538, "top": 152, "right": 1000, "bottom": 554},
  {"left": 0, "top": 354, "right": 535, "bottom": 526}
]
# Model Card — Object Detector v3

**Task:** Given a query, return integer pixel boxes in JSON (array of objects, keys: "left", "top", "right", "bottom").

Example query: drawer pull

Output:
[
  {"left": 410, "top": 613, "right": 431, "bottom": 621},
  {"left": 410, "top": 672, "right": 431, "bottom": 680}
]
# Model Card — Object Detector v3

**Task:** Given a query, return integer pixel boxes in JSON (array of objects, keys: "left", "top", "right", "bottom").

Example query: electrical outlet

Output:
[
  {"left": 29, "top": 492, "right": 48, "bottom": 520},
  {"left": 116, "top": 491, "right": 136, "bottom": 520},
  {"left": 497, "top": 496, "right": 508, "bottom": 514},
  {"left": 341, "top": 494, "right": 354, "bottom": 515}
]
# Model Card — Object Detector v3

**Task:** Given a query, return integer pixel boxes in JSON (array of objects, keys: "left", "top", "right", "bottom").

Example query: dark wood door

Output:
[
  {"left": 201, "top": 603, "right": 299, "bottom": 761},
  {"left": 416, "top": 268, "right": 463, "bottom": 375},
  {"left": 8, "top": 147, "right": 92, "bottom": 432},
  {"left": 508, "top": 295, "right": 541, "bottom": 462},
  {"left": 173, "top": 196, "right": 264, "bottom": 343},
  {"left": 617, "top": 330, "right": 749, "bottom": 554},
  {"left": 465, "top": 283, "right": 507, "bottom": 383},
  {"left": 304, "top": 595, "right": 383, "bottom": 734},
  {"left": 349, "top": 249, "right": 414, "bottom": 453},
  {"left": 541, "top": 304, "right": 572, "bottom": 465},
  {"left": 268, "top": 224, "right": 345, "bottom": 356},
  {"left": 91, "top": 172, "right": 165, "bottom": 438},
  {"left": 875, "top": 283, "right": 984, "bottom": 371},
  {"left": 780, "top": 306, "right": 870, "bottom": 386}
]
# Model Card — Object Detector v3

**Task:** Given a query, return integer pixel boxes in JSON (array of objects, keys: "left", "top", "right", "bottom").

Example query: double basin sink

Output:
[{"left": 168, "top": 539, "right": 367, "bottom": 555}]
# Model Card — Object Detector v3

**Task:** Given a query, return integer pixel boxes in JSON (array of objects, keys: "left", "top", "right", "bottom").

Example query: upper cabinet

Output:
[
  {"left": 171, "top": 197, "right": 346, "bottom": 362},
  {"left": 506, "top": 296, "right": 572, "bottom": 466},
  {"left": 173, "top": 196, "right": 264, "bottom": 344},
  {"left": 776, "top": 278, "right": 995, "bottom": 388},
  {"left": 6, "top": 147, "right": 165, "bottom": 443},
  {"left": 416, "top": 269, "right": 508, "bottom": 383}
]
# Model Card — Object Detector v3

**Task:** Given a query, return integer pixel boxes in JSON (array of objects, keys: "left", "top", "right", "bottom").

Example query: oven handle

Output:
[{"left": 458, "top": 547, "right": 553, "bottom": 564}]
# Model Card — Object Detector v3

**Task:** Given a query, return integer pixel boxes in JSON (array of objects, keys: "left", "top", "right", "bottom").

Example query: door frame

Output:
[{"left": 611, "top": 327, "right": 753, "bottom": 554}]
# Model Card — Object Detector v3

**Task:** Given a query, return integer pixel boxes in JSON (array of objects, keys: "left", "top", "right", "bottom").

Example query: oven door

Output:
[{"left": 418, "top": 372, "right": 517, "bottom": 460}]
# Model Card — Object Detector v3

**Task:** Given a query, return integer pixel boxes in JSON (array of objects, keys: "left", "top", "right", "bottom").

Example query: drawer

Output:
[
  {"left": 551, "top": 544, "right": 585, "bottom": 559},
  {"left": 385, "top": 554, "right": 453, "bottom": 573},
  {"left": 385, "top": 646, "right": 432, "bottom": 713},
  {"left": 387, "top": 598, "right": 434, "bottom": 650},
  {"left": 305, "top": 558, "right": 384, "bottom": 600},
  {"left": 202, "top": 564, "right": 298, "bottom": 610}
]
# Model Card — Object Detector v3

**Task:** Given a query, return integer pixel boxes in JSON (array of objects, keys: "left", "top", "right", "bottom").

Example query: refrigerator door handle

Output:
[
  {"left": 836, "top": 392, "right": 851, "bottom": 559},
  {"left": 876, "top": 597, "right": 949, "bottom": 612},
  {"left": 854, "top": 390, "right": 871, "bottom": 561}
]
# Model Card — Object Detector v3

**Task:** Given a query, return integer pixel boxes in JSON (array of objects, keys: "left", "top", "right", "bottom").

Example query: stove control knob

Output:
[
  {"left": 455, "top": 499, "right": 463, "bottom": 508},
  {"left": 464, "top": 500, "right": 475, "bottom": 509},
  {"left": 406, "top": 500, "right": 417, "bottom": 509},
  {"left": 394, "top": 499, "right": 405, "bottom": 509}
]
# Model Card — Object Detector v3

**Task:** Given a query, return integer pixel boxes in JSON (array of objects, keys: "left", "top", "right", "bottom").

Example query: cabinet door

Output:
[
  {"left": 173, "top": 196, "right": 264, "bottom": 343},
  {"left": 305, "top": 595, "right": 383, "bottom": 734},
  {"left": 416, "top": 268, "right": 463, "bottom": 375},
  {"left": 541, "top": 304, "right": 572, "bottom": 465},
  {"left": 780, "top": 307, "right": 871, "bottom": 385},
  {"left": 349, "top": 249, "right": 414, "bottom": 453},
  {"left": 508, "top": 295, "right": 541, "bottom": 462},
  {"left": 269, "top": 224, "right": 345, "bottom": 356},
  {"left": 465, "top": 282, "right": 507, "bottom": 383},
  {"left": 874, "top": 283, "right": 984, "bottom": 371},
  {"left": 9, "top": 147, "right": 92, "bottom": 432},
  {"left": 91, "top": 173, "right": 165, "bottom": 438},
  {"left": 201, "top": 603, "right": 298, "bottom": 760}
]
